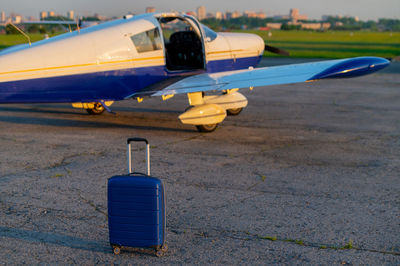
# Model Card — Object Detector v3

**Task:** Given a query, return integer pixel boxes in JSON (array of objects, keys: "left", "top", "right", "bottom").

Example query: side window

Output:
[{"left": 130, "top": 28, "right": 162, "bottom": 53}]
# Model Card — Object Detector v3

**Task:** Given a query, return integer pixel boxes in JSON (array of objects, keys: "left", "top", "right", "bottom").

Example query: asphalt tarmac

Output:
[{"left": 0, "top": 58, "right": 399, "bottom": 264}]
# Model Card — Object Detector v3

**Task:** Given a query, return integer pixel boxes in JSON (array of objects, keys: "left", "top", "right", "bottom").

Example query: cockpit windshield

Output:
[{"left": 201, "top": 24, "right": 218, "bottom": 42}]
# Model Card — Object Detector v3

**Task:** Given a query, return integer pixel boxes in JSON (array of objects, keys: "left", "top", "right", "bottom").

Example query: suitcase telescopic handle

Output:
[{"left": 127, "top": 138, "right": 150, "bottom": 176}]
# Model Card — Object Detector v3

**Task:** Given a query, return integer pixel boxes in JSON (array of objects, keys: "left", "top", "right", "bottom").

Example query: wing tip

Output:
[{"left": 309, "top": 57, "right": 390, "bottom": 81}]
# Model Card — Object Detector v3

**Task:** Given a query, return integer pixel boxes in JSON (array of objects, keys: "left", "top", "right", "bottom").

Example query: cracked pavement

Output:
[{"left": 0, "top": 59, "right": 399, "bottom": 264}]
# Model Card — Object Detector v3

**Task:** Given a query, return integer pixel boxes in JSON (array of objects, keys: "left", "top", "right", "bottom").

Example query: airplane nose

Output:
[
  {"left": 255, "top": 34, "right": 265, "bottom": 55},
  {"left": 222, "top": 32, "right": 265, "bottom": 57},
  {"left": 246, "top": 34, "right": 265, "bottom": 56}
]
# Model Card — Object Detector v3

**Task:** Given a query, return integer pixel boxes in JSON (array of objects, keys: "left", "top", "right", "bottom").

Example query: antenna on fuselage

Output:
[{"left": 7, "top": 22, "right": 31, "bottom": 46}]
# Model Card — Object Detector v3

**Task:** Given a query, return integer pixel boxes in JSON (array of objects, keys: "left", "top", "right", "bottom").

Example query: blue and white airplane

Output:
[{"left": 0, "top": 12, "right": 390, "bottom": 132}]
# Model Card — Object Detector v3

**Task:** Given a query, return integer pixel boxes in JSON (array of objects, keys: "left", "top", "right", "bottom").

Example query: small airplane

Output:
[{"left": 0, "top": 12, "right": 390, "bottom": 132}]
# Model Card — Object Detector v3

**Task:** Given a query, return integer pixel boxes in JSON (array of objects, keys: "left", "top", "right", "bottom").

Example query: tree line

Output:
[{"left": 201, "top": 17, "right": 400, "bottom": 31}]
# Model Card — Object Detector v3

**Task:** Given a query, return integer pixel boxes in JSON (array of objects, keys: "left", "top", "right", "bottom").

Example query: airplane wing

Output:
[{"left": 151, "top": 57, "right": 389, "bottom": 97}]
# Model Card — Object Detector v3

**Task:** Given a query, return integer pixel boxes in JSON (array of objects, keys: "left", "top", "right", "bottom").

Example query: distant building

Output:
[
  {"left": 266, "top": 23, "right": 282, "bottom": 30},
  {"left": 335, "top": 22, "right": 344, "bottom": 27},
  {"left": 243, "top": 11, "right": 255, "bottom": 18},
  {"left": 256, "top": 11, "right": 266, "bottom": 19},
  {"left": 12, "top": 15, "right": 22, "bottom": 24},
  {"left": 197, "top": 6, "right": 206, "bottom": 20},
  {"left": 232, "top": 11, "right": 241, "bottom": 19},
  {"left": 67, "top": 10, "right": 74, "bottom": 20},
  {"left": 301, "top": 22, "right": 331, "bottom": 30},
  {"left": 290, "top": 8, "right": 307, "bottom": 22},
  {"left": 145, "top": 7, "right": 156, "bottom": 13},
  {"left": 288, "top": 21, "right": 331, "bottom": 30},
  {"left": 48, "top": 11, "right": 55, "bottom": 17},
  {"left": 243, "top": 11, "right": 266, "bottom": 19},
  {"left": 226, "top": 11, "right": 241, "bottom": 19},
  {"left": 40, "top": 11, "right": 47, "bottom": 20},
  {"left": 1, "top": 11, "right": 5, "bottom": 22},
  {"left": 215, "top": 11, "right": 224, "bottom": 20}
]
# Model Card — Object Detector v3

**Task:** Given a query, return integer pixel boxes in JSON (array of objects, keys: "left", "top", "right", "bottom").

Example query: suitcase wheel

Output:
[
  {"left": 155, "top": 250, "right": 164, "bottom": 257},
  {"left": 113, "top": 246, "right": 121, "bottom": 255},
  {"left": 161, "top": 244, "right": 168, "bottom": 253}
]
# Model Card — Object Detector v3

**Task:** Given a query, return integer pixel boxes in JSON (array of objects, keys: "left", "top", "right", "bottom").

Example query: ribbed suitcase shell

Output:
[{"left": 108, "top": 175, "right": 165, "bottom": 249}]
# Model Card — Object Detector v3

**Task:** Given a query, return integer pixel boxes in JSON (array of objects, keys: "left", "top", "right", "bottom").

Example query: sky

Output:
[{"left": 1, "top": 0, "right": 399, "bottom": 21}]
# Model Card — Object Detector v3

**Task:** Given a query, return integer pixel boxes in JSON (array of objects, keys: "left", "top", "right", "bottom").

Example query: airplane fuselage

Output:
[{"left": 0, "top": 13, "right": 264, "bottom": 103}]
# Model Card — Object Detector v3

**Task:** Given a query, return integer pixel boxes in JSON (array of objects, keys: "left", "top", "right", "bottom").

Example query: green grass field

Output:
[
  {"left": 240, "top": 30, "right": 400, "bottom": 58},
  {"left": 0, "top": 31, "right": 399, "bottom": 59},
  {"left": 0, "top": 34, "right": 48, "bottom": 50}
]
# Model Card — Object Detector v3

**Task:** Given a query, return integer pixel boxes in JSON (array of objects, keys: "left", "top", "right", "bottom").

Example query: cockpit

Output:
[{"left": 158, "top": 16, "right": 216, "bottom": 71}]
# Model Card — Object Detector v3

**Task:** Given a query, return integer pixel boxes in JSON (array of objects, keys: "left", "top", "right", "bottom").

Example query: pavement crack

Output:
[
  {"left": 168, "top": 226, "right": 400, "bottom": 256},
  {"left": 45, "top": 151, "right": 106, "bottom": 171},
  {"left": 132, "top": 134, "right": 204, "bottom": 152},
  {"left": 77, "top": 193, "right": 107, "bottom": 218},
  {"left": 0, "top": 151, "right": 106, "bottom": 182}
]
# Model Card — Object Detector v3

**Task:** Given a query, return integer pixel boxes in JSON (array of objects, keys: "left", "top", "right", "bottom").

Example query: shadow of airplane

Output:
[
  {"left": 0, "top": 111, "right": 194, "bottom": 133},
  {"left": 0, "top": 104, "right": 183, "bottom": 115}
]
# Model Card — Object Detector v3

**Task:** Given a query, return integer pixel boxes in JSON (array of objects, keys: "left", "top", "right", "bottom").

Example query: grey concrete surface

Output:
[{"left": 0, "top": 59, "right": 399, "bottom": 265}]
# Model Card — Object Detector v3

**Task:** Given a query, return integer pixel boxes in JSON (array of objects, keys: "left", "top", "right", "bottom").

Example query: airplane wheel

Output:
[
  {"left": 86, "top": 102, "right": 105, "bottom": 115},
  {"left": 196, "top": 124, "right": 218, "bottom": 133},
  {"left": 226, "top": 108, "right": 243, "bottom": 116}
]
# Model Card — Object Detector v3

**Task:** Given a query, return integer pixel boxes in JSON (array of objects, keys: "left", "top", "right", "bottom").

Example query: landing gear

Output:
[
  {"left": 226, "top": 108, "right": 243, "bottom": 116},
  {"left": 179, "top": 91, "right": 249, "bottom": 132},
  {"left": 86, "top": 102, "right": 105, "bottom": 115},
  {"left": 196, "top": 123, "right": 218, "bottom": 133}
]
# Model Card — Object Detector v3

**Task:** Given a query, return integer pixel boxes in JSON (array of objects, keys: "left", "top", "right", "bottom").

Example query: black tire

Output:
[
  {"left": 196, "top": 124, "right": 218, "bottom": 133},
  {"left": 86, "top": 102, "right": 105, "bottom": 115},
  {"left": 226, "top": 108, "right": 243, "bottom": 116}
]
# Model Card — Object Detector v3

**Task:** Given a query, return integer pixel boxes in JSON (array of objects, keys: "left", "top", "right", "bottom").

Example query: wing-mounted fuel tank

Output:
[
  {"left": 179, "top": 103, "right": 226, "bottom": 126},
  {"left": 203, "top": 90, "right": 248, "bottom": 115},
  {"left": 179, "top": 90, "right": 248, "bottom": 132}
]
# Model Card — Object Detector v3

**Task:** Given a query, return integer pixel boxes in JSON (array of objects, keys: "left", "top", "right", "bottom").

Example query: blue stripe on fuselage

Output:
[
  {"left": 207, "top": 55, "right": 262, "bottom": 73},
  {"left": 0, "top": 56, "right": 261, "bottom": 103}
]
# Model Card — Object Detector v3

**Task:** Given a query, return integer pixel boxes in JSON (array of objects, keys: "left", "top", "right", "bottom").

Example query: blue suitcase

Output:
[{"left": 108, "top": 138, "right": 167, "bottom": 256}]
